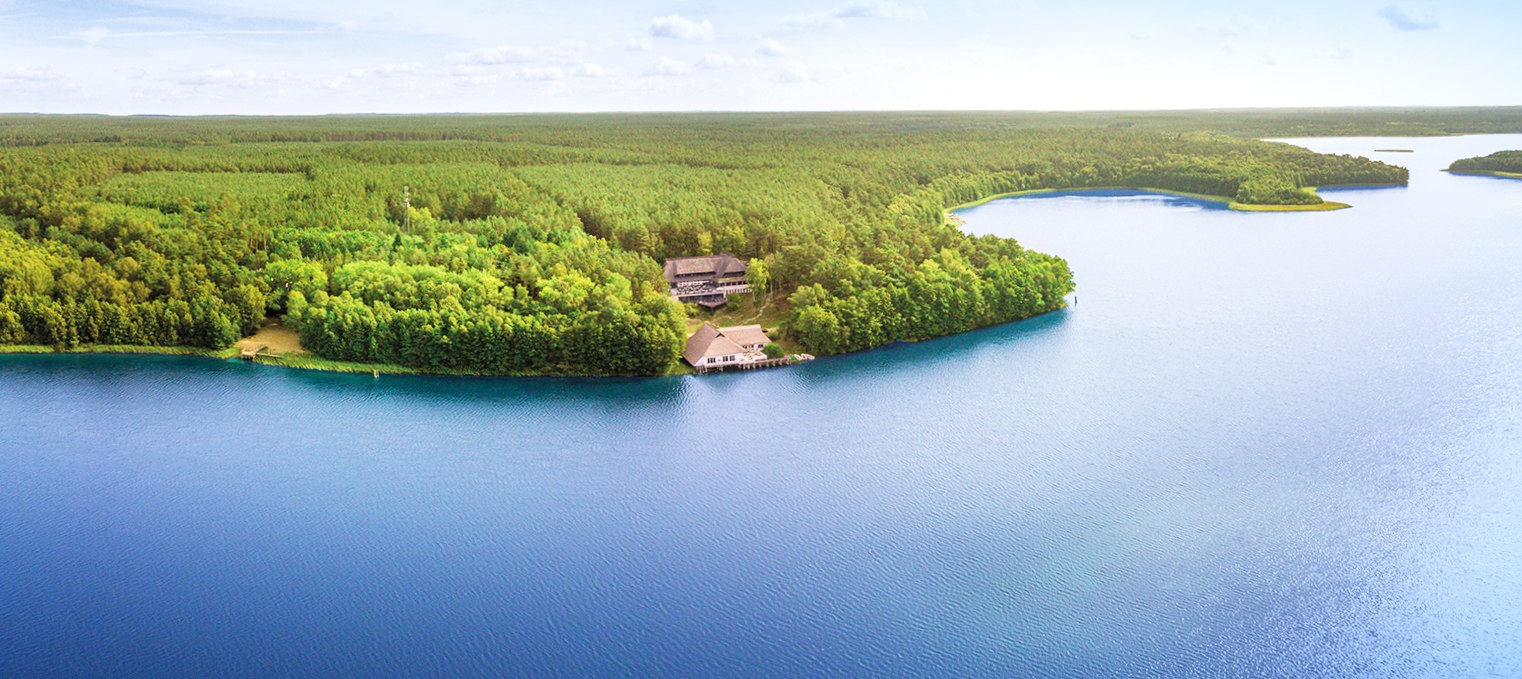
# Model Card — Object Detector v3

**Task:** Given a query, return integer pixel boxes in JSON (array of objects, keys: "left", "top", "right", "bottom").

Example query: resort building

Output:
[
  {"left": 664, "top": 253, "right": 750, "bottom": 309},
  {"left": 683, "top": 323, "right": 774, "bottom": 372}
]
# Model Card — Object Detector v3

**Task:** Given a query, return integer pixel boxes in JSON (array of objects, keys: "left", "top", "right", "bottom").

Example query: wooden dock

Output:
[
  {"left": 696, "top": 354, "right": 814, "bottom": 374},
  {"left": 239, "top": 344, "right": 286, "bottom": 361}
]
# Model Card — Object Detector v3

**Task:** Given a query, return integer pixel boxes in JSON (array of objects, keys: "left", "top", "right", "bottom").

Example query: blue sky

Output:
[{"left": 0, "top": 0, "right": 1516, "bottom": 114}]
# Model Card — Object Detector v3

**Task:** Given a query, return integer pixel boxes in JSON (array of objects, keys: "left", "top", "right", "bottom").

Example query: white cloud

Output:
[
  {"left": 71, "top": 0, "right": 535, "bottom": 43},
  {"left": 171, "top": 67, "right": 265, "bottom": 89},
  {"left": 650, "top": 14, "right": 714, "bottom": 41},
  {"left": 325, "top": 64, "right": 418, "bottom": 90},
  {"left": 453, "top": 44, "right": 537, "bottom": 65},
  {"left": 67, "top": 23, "right": 323, "bottom": 45},
  {"left": 448, "top": 40, "right": 582, "bottom": 71},
  {"left": 453, "top": 74, "right": 498, "bottom": 87},
  {"left": 772, "top": 61, "right": 824, "bottom": 83},
  {"left": 514, "top": 66, "right": 565, "bottom": 81},
  {"left": 835, "top": 0, "right": 924, "bottom": 20},
  {"left": 575, "top": 63, "right": 612, "bottom": 78},
  {"left": 449, "top": 64, "right": 489, "bottom": 77},
  {"left": 355, "top": 63, "right": 417, "bottom": 78},
  {"left": 698, "top": 53, "right": 735, "bottom": 69},
  {"left": 627, "top": 38, "right": 652, "bottom": 52},
  {"left": 1378, "top": 5, "right": 1438, "bottom": 31},
  {"left": 0, "top": 66, "right": 57, "bottom": 85},
  {"left": 1326, "top": 47, "right": 1354, "bottom": 61},
  {"left": 644, "top": 56, "right": 689, "bottom": 76},
  {"left": 785, "top": 0, "right": 924, "bottom": 30},
  {"left": 71, "top": 27, "right": 111, "bottom": 45},
  {"left": 757, "top": 39, "right": 788, "bottom": 56}
]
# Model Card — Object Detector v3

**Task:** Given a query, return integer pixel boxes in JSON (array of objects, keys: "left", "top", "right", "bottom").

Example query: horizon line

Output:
[{"left": 2, "top": 105, "right": 1521, "bottom": 119}]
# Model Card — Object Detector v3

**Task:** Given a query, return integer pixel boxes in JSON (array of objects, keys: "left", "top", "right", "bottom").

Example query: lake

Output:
[{"left": 3, "top": 135, "right": 1521, "bottom": 677}]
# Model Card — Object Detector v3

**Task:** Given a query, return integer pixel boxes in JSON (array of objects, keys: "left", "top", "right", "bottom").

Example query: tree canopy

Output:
[
  {"left": 0, "top": 113, "right": 1417, "bottom": 374},
  {"left": 1449, "top": 151, "right": 1522, "bottom": 175}
]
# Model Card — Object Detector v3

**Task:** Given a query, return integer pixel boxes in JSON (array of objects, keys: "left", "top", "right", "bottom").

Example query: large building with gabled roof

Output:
[{"left": 664, "top": 253, "right": 750, "bottom": 309}]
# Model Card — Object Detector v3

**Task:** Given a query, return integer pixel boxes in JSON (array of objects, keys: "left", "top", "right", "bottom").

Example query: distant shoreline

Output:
[{"left": 944, "top": 186, "right": 1354, "bottom": 215}]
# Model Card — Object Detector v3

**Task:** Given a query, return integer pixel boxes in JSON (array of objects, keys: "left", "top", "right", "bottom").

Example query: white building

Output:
[{"left": 683, "top": 323, "right": 774, "bottom": 372}]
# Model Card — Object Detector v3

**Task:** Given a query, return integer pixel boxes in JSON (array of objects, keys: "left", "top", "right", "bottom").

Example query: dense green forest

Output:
[
  {"left": 0, "top": 111, "right": 1471, "bottom": 375},
  {"left": 1448, "top": 151, "right": 1522, "bottom": 176}
]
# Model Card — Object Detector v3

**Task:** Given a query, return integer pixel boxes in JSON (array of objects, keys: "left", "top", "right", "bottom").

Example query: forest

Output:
[
  {"left": 0, "top": 110, "right": 1467, "bottom": 375},
  {"left": 1448, "top": 151, "right": 1522, "bottom": 176}
]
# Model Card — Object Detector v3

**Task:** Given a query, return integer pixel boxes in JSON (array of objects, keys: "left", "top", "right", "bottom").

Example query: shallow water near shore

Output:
[{"left": 3, "top": 135, "right": 1522, "bottom": 677}]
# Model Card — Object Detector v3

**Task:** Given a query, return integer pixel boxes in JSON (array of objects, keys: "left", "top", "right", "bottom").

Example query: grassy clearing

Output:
[
  {"left": 1228, "top": 200, "right": 1351, "bottom": 212},
  {"left": 684, "top": 294, "right": 805, "bottom": 355},
  {"left": 235, "top": 322, "right": 306, "bottom": 355},
  {"left": 233, "top": 320, "right": 423, "bottom": 375}
]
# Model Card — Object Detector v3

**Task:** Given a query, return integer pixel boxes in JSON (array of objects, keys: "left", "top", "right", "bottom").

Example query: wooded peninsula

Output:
[
  {"left": 1, "top": 109, "right": 1516, "bottom": 376},
  {"left": 1448, "top": 150, "right": 1522, "bottom": 178}
]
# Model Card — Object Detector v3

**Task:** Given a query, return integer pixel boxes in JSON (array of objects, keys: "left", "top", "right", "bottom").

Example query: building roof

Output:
[
  {"left": 683, "top": 323, "right": 748, "bottom": 365},
  {"left": 719, "top": 324, "right": 770, "bottom": 348},
  {"left": 664, "top": 253, "right": 747, "bottom": 283}
]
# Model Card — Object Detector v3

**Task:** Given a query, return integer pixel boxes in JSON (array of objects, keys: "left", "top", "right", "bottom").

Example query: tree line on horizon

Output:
[{"left": 0, "top": 114, "right": 1413, "bottom": 374}]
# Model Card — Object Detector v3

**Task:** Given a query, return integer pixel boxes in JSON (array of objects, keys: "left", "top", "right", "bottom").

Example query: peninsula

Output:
[
  {"left": 1448, "top": 151, "right": 1522, "bottom": 178},
  {"left": 4, "top": 109, "right": 1499, "bottom": 376}
]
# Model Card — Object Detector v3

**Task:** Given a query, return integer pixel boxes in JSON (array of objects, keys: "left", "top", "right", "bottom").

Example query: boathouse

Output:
[
  {"left": 664, "top": 253, "right": 750, "bottom": 309},
  {"left": 683, "top": 323, "right": 778, "bottom": 372}
]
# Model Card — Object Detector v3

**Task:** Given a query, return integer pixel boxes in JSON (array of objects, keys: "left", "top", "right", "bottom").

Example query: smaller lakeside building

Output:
[
  {"left": 664, "top": 253, "right": 750, "bottom": 309},
  {"left": 684, "top": 323, "right": 775, "bottom": 372}
]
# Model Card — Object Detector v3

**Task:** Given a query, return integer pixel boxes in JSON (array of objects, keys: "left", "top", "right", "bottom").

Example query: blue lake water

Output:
[{"left": 3, "top": 135, "right": 1522, "bottom": 677}]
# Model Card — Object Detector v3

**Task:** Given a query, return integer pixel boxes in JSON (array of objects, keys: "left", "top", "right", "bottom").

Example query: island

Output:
[
  {"left": 1448, "top": 151, "right": 1522, "bottom": 179},
  {"left": 0, "top": 111, "right": 1448, "bottom": 376}
]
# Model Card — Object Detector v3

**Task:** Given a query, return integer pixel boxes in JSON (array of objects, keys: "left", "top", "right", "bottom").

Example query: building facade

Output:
[
  {"left": 683, "top": 323, "right": 774, "bottom": 371},
  {"left": 664, "top": 253, "right": 751, "bottom": 309}
]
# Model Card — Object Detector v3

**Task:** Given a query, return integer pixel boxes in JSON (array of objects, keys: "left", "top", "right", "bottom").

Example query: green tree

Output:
[{"left": 746, "top": 257, "right": 771, "bottom": 303}]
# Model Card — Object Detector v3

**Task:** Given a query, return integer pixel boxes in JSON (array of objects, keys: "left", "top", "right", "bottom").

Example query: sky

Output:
[{"left": 0, "top": 0, "right": 1516, "bottom": 114}]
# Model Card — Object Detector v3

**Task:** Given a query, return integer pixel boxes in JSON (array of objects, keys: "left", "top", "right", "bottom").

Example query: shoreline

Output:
[
  {"left": 0, "top": 304, "right": 1069, "bottom": 380},
  {"left": 0, "top": 344, "right": 239, "bottom": 359},
  {"left": 1446, "top": 169, "right": 1522, "bottom": 180},
  {"left": 943, "top": 186, "right": 1355, "bottom": 216},
  {"left": 0, "top": 343, "right": 701, "bottom": 379}
]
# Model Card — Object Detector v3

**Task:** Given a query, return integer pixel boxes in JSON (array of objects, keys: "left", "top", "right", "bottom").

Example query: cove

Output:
[{"left": 2, "top": 135, "right": 1521, "bottom": 677}]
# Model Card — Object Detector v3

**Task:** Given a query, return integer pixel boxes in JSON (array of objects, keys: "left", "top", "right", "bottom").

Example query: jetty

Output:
[{"left": 238, "top": 344, "right": 285, "bottom": 361}]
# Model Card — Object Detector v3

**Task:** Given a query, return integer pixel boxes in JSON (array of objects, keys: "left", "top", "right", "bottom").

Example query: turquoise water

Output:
[{"left": 3, "top": 136, "right": 1521, "bottom": 677}]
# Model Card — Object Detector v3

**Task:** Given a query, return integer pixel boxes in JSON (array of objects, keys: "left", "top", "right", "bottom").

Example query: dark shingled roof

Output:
[{"left": 664, "top": 253, "right": 747, "bottom": 284}]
